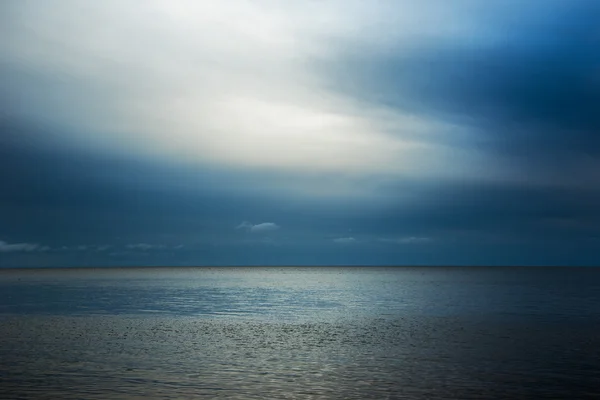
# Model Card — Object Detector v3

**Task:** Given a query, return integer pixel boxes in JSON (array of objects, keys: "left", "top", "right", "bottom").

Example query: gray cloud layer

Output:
[
  {"left": 328, "top": 1, "right": 600, "bottom": 186},
  {"left": 1, "top": 1, "right": 599, "bottom": 266}
]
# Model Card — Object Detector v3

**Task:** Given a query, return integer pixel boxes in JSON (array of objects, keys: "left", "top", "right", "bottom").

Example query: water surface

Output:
[{"left": 1, "top": 267, "right": 599, "bottom": 398}]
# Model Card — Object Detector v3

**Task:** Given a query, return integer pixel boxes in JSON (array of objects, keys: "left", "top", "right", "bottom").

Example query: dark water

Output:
[{"left": 1, "top": 267, "right": 599, "bottom": 399}]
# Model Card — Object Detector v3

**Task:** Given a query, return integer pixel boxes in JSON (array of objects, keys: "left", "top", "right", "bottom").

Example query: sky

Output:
[{"left": 1, "top": 0, "right": 599, "bottom": 266}]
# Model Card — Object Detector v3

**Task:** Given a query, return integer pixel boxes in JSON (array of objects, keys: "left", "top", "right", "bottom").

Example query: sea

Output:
[{"left": 1, "top": 266, "right": 599, "bottom": 399}]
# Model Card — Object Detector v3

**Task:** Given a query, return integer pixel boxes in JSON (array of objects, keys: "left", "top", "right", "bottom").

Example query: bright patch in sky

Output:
[{"left": 2, "top": 0, "right": 500, "bottom": 181}]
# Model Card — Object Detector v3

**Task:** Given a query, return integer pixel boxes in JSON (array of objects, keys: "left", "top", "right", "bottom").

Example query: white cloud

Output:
[
  {"left": 0, "top": 0, "right": 500, "bottom": 190},
  {"left": 235, "top": 221, "right": 253, "bottom": 230},
  {"left": 236, "top": 221, "right": 280, "bottom": 233},
  {"left": 250, "top": 223, "right": 280, "bottom": 233},
  {"left": 333, "top": 237, "right": 357, "bottom": 244},
  {"left": 0, "top": 240, "right": 47, "bottom": 253}
]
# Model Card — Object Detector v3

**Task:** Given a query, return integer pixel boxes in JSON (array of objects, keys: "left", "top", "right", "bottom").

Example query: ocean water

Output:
[{"left": 1, "top": 267, "right": 599, "bottom": 399}]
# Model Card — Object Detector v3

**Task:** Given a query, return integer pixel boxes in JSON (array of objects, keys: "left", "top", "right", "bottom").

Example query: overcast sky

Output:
[{"left": 1, "top": 0, "right": 599, "bottom": 266}]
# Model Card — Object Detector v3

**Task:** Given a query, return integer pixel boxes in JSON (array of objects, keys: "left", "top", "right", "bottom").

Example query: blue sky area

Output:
[{"left": 1, "top": 0, "right": 599, "bottom": 266}]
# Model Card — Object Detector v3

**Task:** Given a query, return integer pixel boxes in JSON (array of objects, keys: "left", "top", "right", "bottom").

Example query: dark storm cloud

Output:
[
  {"left": 328, "top": 1, "right": 600, "bottom": 167},
  {"left": 300, "top": 0, "right": 600, "bottom": 265},
  {"left": 0, "top": 122, "right": 383, "bottom": 256},
  {"left": 371, "top": 179, "right": 600, "bottom": 241},
  {"left": 3, "top": 132, "right": 599, "bottom": 266},
  {"left": 0, "top": 122, "right": 291, "bottom": 246}
]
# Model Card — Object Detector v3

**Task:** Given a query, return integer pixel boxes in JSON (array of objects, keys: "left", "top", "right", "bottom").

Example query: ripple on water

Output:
[{"left": 1, "top": 315, "right": 600, "bottom": 399}]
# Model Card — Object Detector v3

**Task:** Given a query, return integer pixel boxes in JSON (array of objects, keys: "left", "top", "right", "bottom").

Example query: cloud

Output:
[
  {"left": 125, "top": 243, "right": 166, "bottom": 251},
  {"left": 3, "top": 0, "right": 598, "bottom": 187},
  {"left": 55, "top": 244, "right": 112, "bottom": 252},
  {"left": 2, "top": 1, "right": 600, "bottom": 267},
  {"left": 235, "top": 221, "right": 253, "bottom": 230},
  {"left": 0, "top": 240, "right": 48, "bottom": 252},
  {"left": 328, "top": 0, "right": 600, "bottom": 187},
  {"left": 250, "top": 223, "right": 280, "bottom": 233},
  {"left": 237, "top": 222, "right": 280, "bottom": 233},
  {"left": 0, "top": 0, "right": 486, "bottom": 184},
  {"left": 381, "top": 237, "right": 432, "bottom": 245},
  {"left": 333, "top": 237, "right": 356, "bottom": 244},
  {"left": 124, "top": 243, "right": 184, "bottom": 251}
]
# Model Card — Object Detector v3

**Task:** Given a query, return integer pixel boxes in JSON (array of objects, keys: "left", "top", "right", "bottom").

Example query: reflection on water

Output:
[{"left": 1, "top": 267, "right": 600, "bottom": 399}]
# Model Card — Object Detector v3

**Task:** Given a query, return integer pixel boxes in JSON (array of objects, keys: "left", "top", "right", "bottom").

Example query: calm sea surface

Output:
[{"left": 1, "top": 267, "right": 599, "bottom": 399}]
